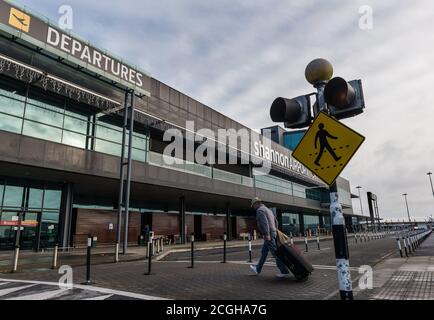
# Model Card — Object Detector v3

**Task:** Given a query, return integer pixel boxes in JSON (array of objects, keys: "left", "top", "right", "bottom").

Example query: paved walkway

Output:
[
  {"left": 355, "top": 232, "right": 434, "bottom": 300},
  {"left": 0, "top": 235, "right": 336, "bottom": 273},
  {"left": 0, "top": 236, "right": 397, "bottom": 300}
]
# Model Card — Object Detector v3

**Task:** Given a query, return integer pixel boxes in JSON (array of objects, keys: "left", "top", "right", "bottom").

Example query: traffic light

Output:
[
  {"left": 269, "top": 95, "right": 312, "bottom": 129},
  {"left": 324, "top": 77, "right": 365, "bottom": 119}
]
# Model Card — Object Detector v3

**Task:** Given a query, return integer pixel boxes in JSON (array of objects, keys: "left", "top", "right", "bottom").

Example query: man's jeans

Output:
[{"left": 256, "top": 231, "right": 289, "bottom": 275}]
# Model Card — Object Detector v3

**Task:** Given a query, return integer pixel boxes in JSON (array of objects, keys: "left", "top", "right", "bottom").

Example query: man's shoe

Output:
[
  {"left": 250, "top": 265, "right": 259, "bottom": 275},
  {"left": 276, "top": 273, "right": 291, "bottom": 279}
]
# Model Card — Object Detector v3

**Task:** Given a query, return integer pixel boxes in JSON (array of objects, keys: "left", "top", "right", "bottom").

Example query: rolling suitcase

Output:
[{"left": 276, "top": 230, "right": 314, "bottom": 282}]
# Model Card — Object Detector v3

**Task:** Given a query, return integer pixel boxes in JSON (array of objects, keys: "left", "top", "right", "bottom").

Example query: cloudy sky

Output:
[{"left": 18, "top": 0, "right": 434, "bottom": 221}]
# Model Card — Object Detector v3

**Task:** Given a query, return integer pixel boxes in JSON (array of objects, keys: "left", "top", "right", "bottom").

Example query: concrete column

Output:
[
  {"left": 58, "top": 183, "right": 74, "bottom": 250},
  {"left": 179, "top": 196, "right": 186, "bottom": 244}
]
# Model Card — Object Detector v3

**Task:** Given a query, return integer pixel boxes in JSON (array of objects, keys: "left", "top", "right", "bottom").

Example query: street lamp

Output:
[
  {"left": 356, "top": 186, "right": 364, "bottom": 215},
  {"left": 427, "top": 172, "right": 434, "bottom": 198},
  {"left": 403, "top": 193, "right": 411, "bottom": 223}
]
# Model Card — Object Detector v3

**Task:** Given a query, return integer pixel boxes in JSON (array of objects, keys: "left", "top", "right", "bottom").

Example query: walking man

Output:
[
  {"left": 314, "top": 123, "right": 341, "bottom": 166},
  {"left": 250, "top": 197, "right": 290, "bottom": 278}
]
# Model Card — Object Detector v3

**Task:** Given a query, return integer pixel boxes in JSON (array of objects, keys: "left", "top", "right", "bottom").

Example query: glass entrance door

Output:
[
  {"left": 0, "top": 211, "right": 41, "bottom": 251},
  {"left": 0, "top": 211, "right": 18, "bottom": 250},
  {"left": 0, "top": 181, "right": 60, "bottom": 251}
]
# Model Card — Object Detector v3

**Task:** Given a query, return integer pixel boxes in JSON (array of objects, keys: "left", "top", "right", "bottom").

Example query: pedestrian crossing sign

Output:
[{"left": 292, "top": 111, "right": 365, "bottom": 186}]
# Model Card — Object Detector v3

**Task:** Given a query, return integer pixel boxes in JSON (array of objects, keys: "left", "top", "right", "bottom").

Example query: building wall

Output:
[
  {"left": 236, "top": 216, "right": 257, "bottom": 235},
  {"left": 152, "top": 213, "right": 179, "bottom": 237},
  {"left": 74, "top": 209, "right": 140, "bottom": 246},
  {"left": 202, "top": 215, "right": 226, "bottom": 240}
]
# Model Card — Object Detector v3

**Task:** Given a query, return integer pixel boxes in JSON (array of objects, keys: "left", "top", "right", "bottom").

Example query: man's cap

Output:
[{"left": 251, "top": 197, "right": 262, "bottom": 207}]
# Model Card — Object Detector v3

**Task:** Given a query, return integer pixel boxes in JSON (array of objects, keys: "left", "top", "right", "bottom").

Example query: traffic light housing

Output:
[
  {"left": 324, "top": 77, "right": 365, "bottom": 120},
  {"left": 270, "top": 95, "right": 312, "bottom": 129}
]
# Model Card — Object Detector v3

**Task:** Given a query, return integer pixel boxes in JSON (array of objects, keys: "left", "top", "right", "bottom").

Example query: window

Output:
[
  {"left": 282, "top": 213, "right": 300, "bottom": 236},
  {"left": 22, "top": 120, "right": 62, "bottom": 143},
  {"left": 28, "top": 188, "right": 44, "bottom": 209},
  {"left": 43, "top": 190, "right": 61, "bottom": 210},
  {"left": 0, "top": 87, "right": 26, "bottom": 117},
  {"left": 63, "top": 114, "right": 88, "bottom": 134},
  {"left": 324, "top": 215, "right": 331, "bottom": 229},
  {"left": 96, "top": 122, "right": 123, "bottom": 144},
  {"left": 0, "top": 114, "right": 22, "bottom": 134},
  {"left": 304, "top": 215, "right": 320, "bottom": 230},
  {"left": 254, "top": 173, "right": 293, "bottom": 195},
  {"left": 0, "top": 87, "right": 26, "bottom": 134},
  {"left": 42, "top": 211, "right": 59, "bottom": 223},
  {"left": 62, "top": 131, "right": 87, "bottom": 149},
  {"left": 338, "top": 188, "right": 352, "bottom": 207},
  {"left": 131, "top": 148, "right": 147, "bottom": 162},
  {"left": 95, "top": 139, "right": 121, "bottom": 157},
  {"left": 3, "top": 185, "right": 23, "bottom": 208},
  {"left": 293, "top": 183, "right": 306, "bottom": 198}
]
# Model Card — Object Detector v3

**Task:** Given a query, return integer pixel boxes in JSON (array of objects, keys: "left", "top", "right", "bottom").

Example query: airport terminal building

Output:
[{"left": 0, "top": 1, "right": 365, "bottom": 251}]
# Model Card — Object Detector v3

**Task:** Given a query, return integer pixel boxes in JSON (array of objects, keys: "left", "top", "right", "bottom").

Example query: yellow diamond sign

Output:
[{"left": 292, "top": 111, "right": 365, "bottom": 186}]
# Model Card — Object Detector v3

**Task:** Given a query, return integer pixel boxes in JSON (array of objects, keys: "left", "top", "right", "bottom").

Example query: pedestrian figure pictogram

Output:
[
  {"left": 292, "top": 112, "right": 365, "bottom": 186},
  {"left": 314, "top": 123, "right": 342, "bottom": 166}
]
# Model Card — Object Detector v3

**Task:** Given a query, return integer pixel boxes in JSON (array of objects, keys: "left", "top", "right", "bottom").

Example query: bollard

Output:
[
  {"left": 248, "top": 234, "right": 252, "bottom": 263},
  {"left": 305, "top": 234, "right": 308, "bottom": 253},
  {"left": 144, "top": 241, "right": 153, "bottom": 275},
  {"left": 115, "top": 242, "right": 120, "bottom": 263},
  {"left": 407, "top": 235, "right": 412, "bottom": 254},
  {"left": 290, "top": 232, "right": 294, "bottom": 246},
  {"left": 12, "top": 245, "right": 20, "bottom": 273},
  {"left": 355, "top": 233, "right": 358, "bottom": 244},
  {"left": 52, "top": 243, "right": 59, "bottom": 269},
  {"left": 402, "top": 237, "right": 409, "bottom": 257},
  {"left": 396, "top": 238, "right": 403, "bottom": 258},
  {"left": 317, "top": 234, "right": 321, "bottom": 250},
  {"left": 222, "top": 233, "right": 227, "bottom": 263},
  {"left": 189, "top": 233, "right": 195, "bottom": 269},
  {"left": 83, "top": 235, "right": 92, "bottom": 285}
]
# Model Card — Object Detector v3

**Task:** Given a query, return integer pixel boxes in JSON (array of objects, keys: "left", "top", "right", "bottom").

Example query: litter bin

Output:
[{"left": 91, "top": 237, "right": 98, "bottom": 248}]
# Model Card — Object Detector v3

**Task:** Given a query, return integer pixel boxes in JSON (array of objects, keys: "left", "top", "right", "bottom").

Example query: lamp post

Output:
[
  {"left": 403, "top": 193, "right": 411, "bottom": 223},
  {"left": 427, "top": 172, "right": 434, "bottom": 198},
  {"left": 356, "top": 186, "right": 364, "bottom": 215}
]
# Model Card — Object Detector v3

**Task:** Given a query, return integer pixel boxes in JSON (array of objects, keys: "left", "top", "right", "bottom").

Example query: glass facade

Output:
[
  {"left": 338, "top": 188, "right": 352, "bottom": 207},
  {"left": 281, "top": 213, "right": 300, "bottom": 236},
  {"left": 283, "top": 130, "right": 306, "bottom": 151},
  {"left": 253, "top": 171, "right": 310, "bottom": 199},
  {"left": 324, "top": 215, "right": 331, "bottom": 229},
  {"left": 303, "top": 215, "right": 320, "bottom": 231},
  {"left": 0, "top": 77, "right": 149, "bottom": 163},
  {"left": 0, "top": 180, "right": 61, "bottom": 251}
]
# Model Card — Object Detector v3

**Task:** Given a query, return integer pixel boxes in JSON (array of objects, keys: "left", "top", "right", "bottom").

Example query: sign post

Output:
[
  {"left": 268, "top": 59, "right": 366, "bottom": 300},
  {"left": 292, "top": 89, "right": 364, "bottom": 300}
]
